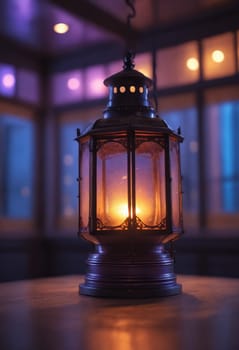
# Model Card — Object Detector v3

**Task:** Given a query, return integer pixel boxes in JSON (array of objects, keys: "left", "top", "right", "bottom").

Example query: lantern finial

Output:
[{"left": 123, "top": 51, "right": 135, "bottom": 70}]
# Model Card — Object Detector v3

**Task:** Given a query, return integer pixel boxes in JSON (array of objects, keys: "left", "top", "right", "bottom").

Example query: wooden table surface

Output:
[{"left": 0, "top": 275, "right": 238, "bottom": 350}]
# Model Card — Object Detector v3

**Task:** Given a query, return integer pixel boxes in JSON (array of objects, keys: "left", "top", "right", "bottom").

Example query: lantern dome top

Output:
[
  {"left": 104, "top": 52, "right": 152, "bottom": 88},
  {"left": 104, "top": 68, "right": 152, "bottom": 88},
  {"left": 78, "top": 52, "right": 183, "bottom": 142},
  {"left": 103, "top": 52, "right": 156, "bottom": 119}
]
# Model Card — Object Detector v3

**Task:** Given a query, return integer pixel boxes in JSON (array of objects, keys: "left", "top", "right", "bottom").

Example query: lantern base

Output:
[
  {"left": 80, "top": 282, "right": 181, "bottom": 298},
  {"left": 79, "top": 244, "right": 182, "bottom": 298}
]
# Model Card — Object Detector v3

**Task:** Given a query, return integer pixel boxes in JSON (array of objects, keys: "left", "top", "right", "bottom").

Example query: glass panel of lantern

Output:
[
  {"left": 79, "top": 130, "right": 183, "bottom": 235},
  {"left": 79, "top": 138, "right": 90, "bottom": 233},
  {"left": 96, "top": 138, "right": 128, "bottom": 229},
  {"left": 135, "top": 136, "right": 166, "bottom": 229},
  {"left": 170, "top": 139, "right": 183, "bottom": 232}
]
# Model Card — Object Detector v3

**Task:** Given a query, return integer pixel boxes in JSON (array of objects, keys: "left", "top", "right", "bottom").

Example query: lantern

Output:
[{"left": 76, "top": 53, "right": 183, "bottom": 297}]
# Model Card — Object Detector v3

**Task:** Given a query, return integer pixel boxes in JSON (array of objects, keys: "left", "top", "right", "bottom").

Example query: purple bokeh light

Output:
[
  {"left": 67, "top": 77, "right": 81, "bottom": 91},
  {"left": 2, "top": 73, "right": 15, "bottom": 88},
  {"left": 85, "top": 65, "right": 107, "bottom": 99},
  {"left": 0, "top": 64, "right": 16, "bottom": 97},
  {"left": 51, "top": 70, "right": 83, "bottom": 105},
  {"left": 52, "top": 65, "right": 108, "bottom": 105}
]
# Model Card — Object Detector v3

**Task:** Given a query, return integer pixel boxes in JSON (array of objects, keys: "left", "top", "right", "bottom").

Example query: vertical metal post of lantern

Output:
[{"left": 76, "top": 53, "right": 184, "bottom": 298}]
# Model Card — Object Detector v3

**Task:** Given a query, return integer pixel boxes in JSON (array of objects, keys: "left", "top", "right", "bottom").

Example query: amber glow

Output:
[
  {"left": 120, "top": 86, "right": 126, "bottom": 93},
  {"left": 53, "top": 23, "right": 69, "bottom": 34},
  {"left": 112, "top": 203, "right": 142, "bottom": 222},
  {"left": 186, "top": 57, "right": 199, "bottom": 71},
  {"left": 114, "top": 203, "right": 141, "bottom": 220},
  {"left": 136, "top": 63, "right": 152, "bottom": 77},
  {"left": 212, "top": 50, "right": 224, "bottom": 63},
  {"left": 117, "top": 203, "right": 128, "bottom": 219},
  {"left": 97, "top": 141, "right": 165, "bottom": 228}
]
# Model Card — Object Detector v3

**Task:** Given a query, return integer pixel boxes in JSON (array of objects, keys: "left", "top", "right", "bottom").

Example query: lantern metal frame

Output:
[{"left": 76, "top": 53, "right": 184, "bottom": 298}]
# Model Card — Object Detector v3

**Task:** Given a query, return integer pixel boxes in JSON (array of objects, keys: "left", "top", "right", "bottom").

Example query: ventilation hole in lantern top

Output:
[
  {"left": 130, "top": 86, "right": 136, "bottom": 93},
  {"left": 139, "top": 87, "right": 144, "bottom": 93},
  {"left": 113, "top": 87, "right": 117, "bottom": 93},
  {"left": 120, "top": 86, "right": 126, "bottom": 93}
]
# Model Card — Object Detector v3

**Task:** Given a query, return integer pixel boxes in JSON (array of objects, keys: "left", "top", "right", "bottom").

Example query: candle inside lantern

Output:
[
  {"left": 96, "top": 141, "right": 128, "bottom": 228},
  {"left": 112, "top": 202, "right": 142, "bottom": 223}
]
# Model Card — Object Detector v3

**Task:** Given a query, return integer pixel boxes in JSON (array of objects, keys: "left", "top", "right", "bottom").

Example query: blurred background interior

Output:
[{"left": 0, "top": 0, "right": 239, "bottom": 282}]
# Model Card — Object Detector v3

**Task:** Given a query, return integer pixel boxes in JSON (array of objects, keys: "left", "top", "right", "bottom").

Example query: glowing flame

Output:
[{"left": 115, "top": 203, "right": 141, "bottom": 221}]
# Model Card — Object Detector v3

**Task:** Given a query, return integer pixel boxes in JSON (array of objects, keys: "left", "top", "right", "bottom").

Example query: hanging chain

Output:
[
  {"left": 126, "top": 0, "right": 136, "bottom": 28},
  {"left": 125, "top": 0, "right": 136, "bottom": 55},
  {"left": 125, "top": 0, "right": 159, "bottom": 114}
]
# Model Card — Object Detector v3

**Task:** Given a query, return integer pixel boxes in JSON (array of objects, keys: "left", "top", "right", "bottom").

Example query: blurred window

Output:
[
  {"left": 85, "top": 65, "right": 107, "bottom": 99},
  {"left": 0, "top": 115, "right": 34, "bottom": 219},
  {"left": 160, "top": 94, "right": 199, "bottom": 230},
  {"left": 202, "top": 33, "right": 235, "bottom": 80},
  {"left": 51, "top": 70, "right": 84, "bottom": 106},
  {"left": 60, "top": 123, "right": 78, "bottom": 219},
  {"left": 59, "top": 107, "right": 101, "bottom": 229},
  {"left": 17, "top": 69, "right": 40, "bottom": 104},
  {"left": 204, "top": 87, "right": 239, "bottom": 229},
  {"left": 157, "top": 41, "right": 199, "bottom": 88}
]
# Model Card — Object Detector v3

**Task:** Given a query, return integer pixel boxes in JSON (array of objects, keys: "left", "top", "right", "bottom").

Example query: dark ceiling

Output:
[
  {"left": 0, "top": 0, "right": 238, "bottom": 55},
  {"left": 0, "top": 0, "right": 238, "bottom": 72}
]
